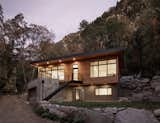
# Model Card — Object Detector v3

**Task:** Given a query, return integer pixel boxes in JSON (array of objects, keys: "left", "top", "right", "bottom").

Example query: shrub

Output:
[
  {"left": 34, "top": 107, "right": 59, "bottom": 121},
  {"left": 60, "top": 110, "right": 85, "bottom": 123}
]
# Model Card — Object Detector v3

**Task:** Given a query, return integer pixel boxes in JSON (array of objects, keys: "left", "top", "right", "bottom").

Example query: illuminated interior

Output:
[
  {"left": 38, "top": 65, "right": 64, "bottom": 80},
  {"left": 95, "top": 87, "right": 112, "bottom": 96},
  {"left": 73, "top": 64, "right": 79, "bottom": 80},
  {"left": 90, "top": 59, "right": 117, "bottom": 77},
  {"left": 75, "top": 89, "right": 80, "bottom": 100}
]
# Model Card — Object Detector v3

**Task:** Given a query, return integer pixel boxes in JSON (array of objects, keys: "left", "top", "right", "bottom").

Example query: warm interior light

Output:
[
  {"left": 48, "top": 65, "right": 53, "bottom": 68},
  {"left": 73, "top": 57, "right": 76, "bottom": 61},
  {"left": 36, "top": 63, "right": 39, "bottom": 66},
  {"left": 59, "top": 59, "right": 62, "bottom": 62},
  {"left": 47, "top": 62, "right": 49, "bottom": 64}
]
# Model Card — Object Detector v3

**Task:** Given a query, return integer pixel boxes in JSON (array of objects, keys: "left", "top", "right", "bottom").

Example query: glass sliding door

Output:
[
  {"left": 72, "top": 64, "right": 78, "bottom": 80},
  {"left": 75, "top": 89, "right": 80, "bottom": 101}
]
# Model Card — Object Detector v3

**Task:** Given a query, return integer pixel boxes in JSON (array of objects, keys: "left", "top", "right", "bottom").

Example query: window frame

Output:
[
  {"left": 72, "top": 64, "right": 79, "bottom": 81},
  {"left": 57, "top": 65, "right": 65, "bottom": 80},
  {"left": 90, "top": 59, "right": 117, "bottom": 78},
  {"left": 95, "top": 87, "right": 112, "bottom": 96},
  {"left": 38, "top": 64, "right": 65, "bottom": 80},
  {"left": 90, "top": 61, "right": 99, "bottom": 78}
]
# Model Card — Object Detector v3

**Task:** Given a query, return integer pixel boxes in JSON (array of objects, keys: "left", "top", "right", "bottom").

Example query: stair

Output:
[
  {"left": 43, "top": 81, "right": 71, "bottom": 101},
  {"left": 43, "top": 80, "right": 83, "bottom": 101}
]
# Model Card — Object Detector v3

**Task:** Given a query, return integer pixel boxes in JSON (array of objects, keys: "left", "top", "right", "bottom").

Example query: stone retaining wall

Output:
[
  {"left": 38, "top": 101, "right": 160, "bottom": 123},
  {"left": 119, "top": 75, "right": 160, "bottom": 102}
]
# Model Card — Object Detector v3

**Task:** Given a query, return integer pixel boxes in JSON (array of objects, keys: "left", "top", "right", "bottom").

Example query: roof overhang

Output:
[{"left": 31, "top": 48, "right": 124, "bottom": 67}]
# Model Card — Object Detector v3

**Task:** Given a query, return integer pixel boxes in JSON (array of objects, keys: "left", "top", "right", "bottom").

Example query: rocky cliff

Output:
[
  {"left": 119, "top": 75, "right": 160, "bottom": 102},
  {"left": 55, "top": 0, "right": 160, "bottom": 76}
]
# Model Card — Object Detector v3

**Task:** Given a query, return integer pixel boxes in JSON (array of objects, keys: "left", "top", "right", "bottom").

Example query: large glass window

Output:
[
  {"left": 73, "top": 64, "right": 79, "bottom": 80},
  {"left": 46, "top": 67, "right": 52, "bottom": 78},
  {"left": 90, "top": 59, "right": 116, "bottom": 77},
  {"left": 38, "top": 67, "right": 46, "bottom": 78},
  {"left": 95, "top": 87, "right": 112, "bottom": 96},
  {"left": 99, "top": 61, "right": 107, "bottom": 77},
  {"left": 108, "top": 60, "right": 116, "bottom": 75},
  {"left": 90, "top": 62, "right": 98, "bottom": 77},
  {"left": 38, "top": 65, "right": 64, "bottom": 80},
  {"left": 52, "top": 66, "right": 58, "bottom": 79},
  {"left": 58, "top": 65, "right": 64, "bottom": 80},
  {"left": 75, "top": 89, "right": 81, "bottom": 100}
]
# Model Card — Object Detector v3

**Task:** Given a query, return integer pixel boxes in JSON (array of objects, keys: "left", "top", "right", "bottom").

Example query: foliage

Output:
[
  {"left": 79, "top": 20, "right": 89, "bottom": 31},
  {"left": 57, "top": 0, "right": 160, "bottom": 76},
  {"left": 0, "top": 0, "right": 160, "bottom": 93},
  {"left": 34, "top": 107, "right": 60, "bottom": 121},
  {"left": 34, "top": 106, "right": 85, "bottom": 123},
  {"left": 26, "top": 24, "right": 55, "bottom": 60},
  {"left": 0, "top": 4, "right": 56, "bottom": 93},
  {"left": 61, "top": 111, "right": 85, "bottom": 123}
]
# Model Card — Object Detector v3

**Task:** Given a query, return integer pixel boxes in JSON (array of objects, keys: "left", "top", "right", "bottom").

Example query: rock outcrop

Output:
[
  {"left": 39, "top": 101, "right": 160, "bottom": 123},
  {"left": 154, "top": 109, "right": 160, "bottom": 121},
  {"left": 115, "top": 108, "right": 159, "bottom": 123},
  {"left": 119, "top": 75, "right": 160, "bottom": 102}
]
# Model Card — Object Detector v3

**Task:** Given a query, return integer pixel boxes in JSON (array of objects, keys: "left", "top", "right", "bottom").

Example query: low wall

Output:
[
  {"left": 38, "top": 101, "right": 160, "bottom": 123},
  {"left": 28, "top": 78, "right": 59, "bottom": 102}
]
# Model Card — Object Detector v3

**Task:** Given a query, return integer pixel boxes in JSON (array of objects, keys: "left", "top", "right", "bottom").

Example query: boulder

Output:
[
  {"left": 57, "top": 105, "right": 79, "bottom": 114},
  {"left": 155, "top": 86, "right": 160, "bottom": 96},
  {"left": 153, "top": 76, "right": 160, "bottom": 80},
  {"left": 117, "top": 107, "right": 126, "bottom": 112},
  {"left": 118, "top": 97, "right": 130, "bottom": 102},
  {"left": 143, "top": 86, "right": 152, "bottom": 91},
  {"left": 131, "top": 91, "right": 153, "bottom": 101},
  {"left": 143, "top": 91, "right": 152, "bottom": 98},
  {"left": 149, "top": 96, "right": 160, "bottom": 102},
  {"left": 73, "top": 109, "right": 113, "bottom": 123},
  {"left": 120, "top": 76, "right": 134, "bottom": 81},
  {"left": 154, "top": 109, "right": 160, "bottom": 117},
  {"left": 115, "top": 108, "right": 159, "bottom": 123},
  {"left": 39, "top": 101, "right": 50, "bottom": 108},
  {"left": 141, "top": 78, "right": 150, "bottom": 83},
  {"left": 151, "top": 82, "right": 160, "bottom": 89},
  {"left": 134, "top": 87, "right": 142, "bottom": 93},
  {"left": 49, "top": 108, "right": 66, "bottom": 118},
  {"left": 131, "top": 93, "right": 144, "bottom": 101},
  {"left": 102, "top": 107, "right": 117, "bottom": 120},
  {"left": 92, "top": 108, "right": 103, "bottom": 112},
  {"left": 103, "top": 107, "right": 117, "bottom": 114}
]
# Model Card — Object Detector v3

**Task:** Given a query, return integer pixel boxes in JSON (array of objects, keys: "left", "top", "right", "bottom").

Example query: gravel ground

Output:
[{"left": 0, "top": 95, "right": 58, "bottom": 123}]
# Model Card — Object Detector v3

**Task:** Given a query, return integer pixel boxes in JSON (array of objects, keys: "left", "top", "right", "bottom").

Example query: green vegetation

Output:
[
  {"left": 53, "top": 101, "right": 160, "bottom": 110},
  {"left": 0, "top": 5, "right": 55, "bottom": 93},
  {"left": 34, "top": 107, "right": 60, "bottom": 121},
  {"left": 34, "top": 107, "right": 85, "bottom": 123},
  {"left": 62, "top": 111, "right": 85, "bottom": 123},
  {"left": 0, "top": 0, "right": 160, "bottom": 93},
  {"left": 57, "top": 0, "right": 160, "bottom": 77},
  {"left": 35, "top": 101, "right": 160, "bottom": 122}
]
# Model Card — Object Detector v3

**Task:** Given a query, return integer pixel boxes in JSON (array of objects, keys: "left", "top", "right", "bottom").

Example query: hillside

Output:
[{"left": 56, "top": 0, "right": 160, "bottom": 76}]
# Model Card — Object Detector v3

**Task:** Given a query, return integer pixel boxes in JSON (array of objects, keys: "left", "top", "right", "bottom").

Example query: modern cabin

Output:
[{"left": 30, "top": 48, "right": 123, "bottom": 102}]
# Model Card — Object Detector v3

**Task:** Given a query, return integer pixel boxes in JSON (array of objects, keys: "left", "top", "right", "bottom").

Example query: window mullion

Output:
[{"left": 98, "top": 61, "right": 99, "bottom": 77}]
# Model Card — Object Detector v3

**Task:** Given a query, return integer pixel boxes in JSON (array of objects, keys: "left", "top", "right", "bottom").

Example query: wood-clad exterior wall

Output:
[
  {"left": 59, "top": 54, "right": 120, "bottom": 85},
  {"left": 32, "top": 50, "right": 123, "bottom": 102}
]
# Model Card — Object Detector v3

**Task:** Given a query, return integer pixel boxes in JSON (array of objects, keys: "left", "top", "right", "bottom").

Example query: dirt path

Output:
[{"left": 0, "top": 95, "right": 57, "bottom": 123}]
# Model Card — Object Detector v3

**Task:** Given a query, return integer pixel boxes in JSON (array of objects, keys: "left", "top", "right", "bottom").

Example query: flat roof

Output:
[{"left": 31, "top": 48, "right": 124, "bottom": 66}]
